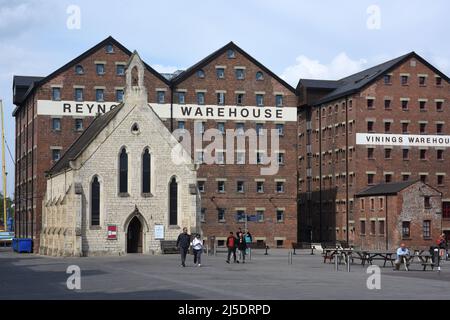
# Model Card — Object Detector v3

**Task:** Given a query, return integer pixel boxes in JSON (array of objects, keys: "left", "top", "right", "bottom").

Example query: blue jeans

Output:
[{"left": 193, "top": 249, "right": 202, "bottom": 264}]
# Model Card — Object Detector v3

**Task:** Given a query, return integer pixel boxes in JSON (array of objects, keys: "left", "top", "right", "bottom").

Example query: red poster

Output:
[{"left": 107, "top": 225, "right": 117, "bottom": 240}]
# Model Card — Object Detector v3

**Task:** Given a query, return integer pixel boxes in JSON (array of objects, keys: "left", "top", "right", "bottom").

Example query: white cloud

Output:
[
  {"left": 432, "top": 56, "right": 450, "bottom": 75},
  {"left": 151, "top": 64, "right": 182, "bottom": 74},
  {"left": 281, "top": 52, "right": 368, "bottom": 86}
]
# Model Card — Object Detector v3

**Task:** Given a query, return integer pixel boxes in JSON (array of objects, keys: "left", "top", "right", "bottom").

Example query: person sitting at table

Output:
[{"left": 394, "top": 243, "right": 410, "bottom": 270}]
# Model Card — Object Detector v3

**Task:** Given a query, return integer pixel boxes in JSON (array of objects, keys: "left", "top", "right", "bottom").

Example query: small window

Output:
[
  {"left": 401, "top": 75, "right": 409, "bottom": 85},
  {"left": 367, "top": 148, "right": 374, "bottom": 159},
  {"left": 360, "top": 221, "right": 366, "bottom": 235},
  {"left": 420, "top": 123, "right": 426, "bottom": 134},
  {"left": 276, "top": 124, "right": 284, "bottom": 136},
  {"left": 52, "top": 118, "right": 61, "bottom": 131},
  {"left": 419, "top": 101, "right": 426, "bottom": 111},
  {"left": 227, "top": 49, "right": 235, "bottom": 58},
  {"left": 256, "top": 181, "right": 264, "bottom": 193},
  {"left": 75, "top": 88, "right": 83, "bottom": 102},
  {"left": 256, "top": 123, "right": 264, "bottom": 136},
  {"left": 402, "top": 221, "right": 411, "bottom": 238},
  {"left": 116, "top": 64, "right": 125, "bottom": 76},
  {"left": 216, "top": 68, "right": 225, "bottom": 79},
  {"left": 420, "top": 174, "right": 427, "bottom": 183},
  {"left": 384, "top": 122, "right": 391, "bottom": 133},
  {"left": 360, "top": 199, "right": 365, "bottom": 210},
  {"left": 256, "top": 71, "right": 264, "bottom": 81},
  {"left": 217, "top": 240, "right": 225, "bottom": 247},
  {"left": 96, "top": 64, "right": 105, "bottom": 75},
  {"left": 367, "top": 121, "right": 374, "bottom": 132},
  {"left": 178, "top": 92, "right": 185, "bottom": 104},
  {"left": 437, "top": 123, "right": 443, "bottom": 134},
  {"left": 106, "top": 44, "right": 114, "bottom": 53},
  {"left": 197, "top": 181, "right": 205, "bottom": 193},
  {"left": 419, "top": 76, "right": 426, "bottom": 86},
  {"left": 402, "top": 174, "right": 410, "bottom": 181},
  {"left": 402, "top": 123, "right": 409, "bottom": 134},
  {"left": 367, "top": 99, "right": 375, "bottom": 109},
  {"left": 370, "top": 221, "right": 376, "bottom": 235},
  {"left": 436, "top": 77, "right": 442, "bottom": 86},
  {"left": 367, "top": 174, "right": 374, "bottom": 185},
  {"left": 236, "top": 210, "right": 245, "bottom": 222},
  {"left": 116, "top": 89, "right": 124, "bottom": 102},
  {"left": 96, "top": 89, "right": 104, "bottom": 102},
  {"left": 218, "top": 181, "right": 225, "bottom": 193},
  {"left": 402, "top": 100, "right": 409, "bottom": 110},
  {"left": 437, "top": 149, "right": 444, "bottom": 160},
  {"left": 236, "top": 151, "right": 245, "bottom": 164},
  {"left": 197, "top": 92, "right": 205, "bottom": 105},
  {"left": 197, "top": 69, "right": 205, "bottom": 78},
  {"left": 384, "top": 99, "right": 391, "bottom": 109},
  {"left": 276, "top": 240, "right": 284, "bottom": 248},
  {"left": 275, "top": 95, "right": 283, "bottom": 107},
  {"left": 424, "top": 196, "right": 431, "bottom": 209},
  {"left": 131, "top": 123, "right": 139, "bottom": 134},
  {"left": 52, "top": 87, "right": 61, "bottom": 101},
  {"left": 216, "top": 151, "right": 225, "bottom": 164},
  {"left": 256, "top": 94, "right": 264, "bottom": 107},
  {"left": 423, "top": 220, "right": 431, "bottom": 239},
  {"left": 277, "top": 153, "right": 285, "bottom": 165},
  {"left": 75, "top": 119, "right": 83, "bottom": 131},
  {"left": 402, "top": 149, "right": 409, "bottom": 160},
  {"left": 256, "top": 210, "right": 264, "bottom": 222},
  {"left": 157, "top": 91, "right": 165, "bottom": 104},
  {"left": 75, "top": 65, "right": 84, "bottom": 75},
  {"left": 217, "top": 122, "right": 225, "bottom": 134},
  {"left": 379, "top": 220, "right": 385, "bottom": 235},
  {"left": 218, "top": 208, "right": 226, "bottom": 222},
  {"left": 236, "top": 122, "right": 244, "bottom": 135},
  {"left": 276, "top": 210, "right": 284, "bottom": 223},
  {"left": 178, "top": 121, "right": 185, "bottom": 130},
  {"left": 437, "top": 175, "right": 444, "bottom": 186},
  {"left": 436, "top": 101, "right": 443, "bottom": 111},
  {"left": 420, "top": 149, "right": 427, "bottom": 160},
  {"left": 52, "top": 149, "right": 61, "bottom": 162},
  {"left": 385, "top": 174, "right": 392, "bottom": 183},
  {"left": 217, "top": 92, "right": 225, "bottom": 105},
  {"left": 384, "top": 149, "right": 392, "bottom": 159},
  {"left": 200, "top": 208, "right": 206, "bottom": 223},
  {"left": 276, "top": 181, "right": 285, "bottom": 193},
  {"left": 235, "top": 68, "right": 245, "bottom": 80},
  {"left": 384, "top": 74, "right": 392, "bottom": 84},
  {"left": 236, "top": 93, "right": 244, "bottom": 106}
]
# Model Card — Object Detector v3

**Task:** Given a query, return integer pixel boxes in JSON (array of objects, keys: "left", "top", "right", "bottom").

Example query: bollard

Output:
[
  {"left": 311, "top": 246, "right": 315, "bottom": 255},
  {"left": 265, "top": 246, "right": 268, "bottom": 255},
  {"left": 214, "top": 245, "right": 217, "bottom": 256},
  {"left": 347, "top": 254, "right": 351, "bottom": 272},
  {"left": 334, "top": 253, "right": 338, "bottom": 271},
  {"left": 434, "top": 248, "right": 441, "bottom": 272},
  {"left": 288, "top": 251, "right": 293, "bottom": 265}
]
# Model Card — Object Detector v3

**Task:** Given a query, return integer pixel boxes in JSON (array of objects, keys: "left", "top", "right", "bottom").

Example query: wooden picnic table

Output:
[
  {"left": 322, "top": 248, "right": 354, "bottom": 264},
  {"left": 350, "top": 250, "right": 396, "bottom": 267}
]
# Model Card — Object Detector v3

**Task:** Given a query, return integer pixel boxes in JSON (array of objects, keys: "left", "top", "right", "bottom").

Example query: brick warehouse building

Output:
[
  {"left": 297, "top": 52, "right": 450, "bottom": 248},
  {"left": 12, "top": 36, "right": 298, "bottom": 252}
]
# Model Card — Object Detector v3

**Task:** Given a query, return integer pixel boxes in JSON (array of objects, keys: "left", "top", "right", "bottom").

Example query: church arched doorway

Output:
[{"left": 126, "top": 216, "right": 142, "bottom": 253}]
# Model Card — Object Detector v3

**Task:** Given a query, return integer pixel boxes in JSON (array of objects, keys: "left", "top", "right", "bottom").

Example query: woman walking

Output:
[
  {"left": 237, "top": 233, "right": 248, "bottom": 264},
  {"left": 192, "top": 234, "right": 203, "bottom": 267}
]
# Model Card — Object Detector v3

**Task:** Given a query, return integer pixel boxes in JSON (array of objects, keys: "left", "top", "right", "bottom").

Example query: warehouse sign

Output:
[
  {"left": 357, "top": 133, "right": 450, "bottom": 147},
  {"left": 37, "top": 100, "right": 297, "bottom": 122}
]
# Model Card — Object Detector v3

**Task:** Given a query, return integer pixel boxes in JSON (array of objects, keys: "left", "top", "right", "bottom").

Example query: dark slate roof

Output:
[
  {"left": 13, "top": 76, "right": 44, "bottom": 104},
  {"left": 47, "top": 104, "right": 124, "bottom": 176},
  {"left": 355, "top": 180, "right": 419, "bottom": 197},
  {"left": 301, "top": 52, "right": 450, "bottom": 106},
  {"left": 13, "top": 36, "right": 170, "bottom": 116},
  {"left": 171, "top": 41, "right": 296, "bottom": 94},
  {"left": 296, "top": 79, "right": 340, "bottom": 91}
]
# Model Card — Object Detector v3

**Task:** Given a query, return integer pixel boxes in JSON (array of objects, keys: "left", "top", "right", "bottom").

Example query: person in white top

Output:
[{"left": 191, "top": 234, "right": 203, "bottom": 267}]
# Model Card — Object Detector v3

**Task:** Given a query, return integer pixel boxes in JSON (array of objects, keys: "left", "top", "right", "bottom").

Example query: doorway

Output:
[{"left": 127, "top": 216, "right": 142, "bottom": 253}]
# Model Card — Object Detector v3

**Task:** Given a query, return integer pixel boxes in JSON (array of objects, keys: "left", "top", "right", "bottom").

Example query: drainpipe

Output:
[
  {"left": 345, "top": 96, "right": 349, "bottom": 245},
  {"left": 319, "top": 105, "right": 322, "bottom": 242},
  {"left": 385, "top": 195, "right": 389, "bottom": 250}
]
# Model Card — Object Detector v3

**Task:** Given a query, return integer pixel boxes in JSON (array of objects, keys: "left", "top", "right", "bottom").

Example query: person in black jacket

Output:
[
  {"left": 237, "top": 233, "right": 248, "bottom": 263},
  {"left": 176, "top": 227, "right": 191, "bottom": 267}
]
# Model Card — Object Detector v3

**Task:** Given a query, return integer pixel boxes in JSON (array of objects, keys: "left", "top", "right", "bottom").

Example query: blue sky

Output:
[{"left": 0, "top": 0, "right": 449, "bottom": 197}]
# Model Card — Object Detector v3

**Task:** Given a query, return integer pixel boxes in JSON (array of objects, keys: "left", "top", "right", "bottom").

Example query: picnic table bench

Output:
[
  {"left": 291, "top": 242, "right": 312, "bottom": 254},
  {"left": 160, "top": 240, "right": 180, "bottom": 254}
]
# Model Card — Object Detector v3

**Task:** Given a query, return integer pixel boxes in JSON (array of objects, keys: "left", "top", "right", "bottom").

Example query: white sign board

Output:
[
  {"left": 37, "top": 100, "right": 297, "bottom": 122},
  {"left": 356, "top": 133, "right": 450, "bottom": 148},
  {"left": 154, "top": 224, "right": 164, "bottom": 240}
]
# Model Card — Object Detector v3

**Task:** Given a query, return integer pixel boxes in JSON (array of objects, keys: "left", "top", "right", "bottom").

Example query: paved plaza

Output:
[{"left": 1, "top": 247, "right": 449, "bottom": 300}]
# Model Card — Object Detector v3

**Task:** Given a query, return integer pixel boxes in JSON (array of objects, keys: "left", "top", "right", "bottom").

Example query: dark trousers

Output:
[
  {"left": 239, "top": 249, "right": 246, "bottom": 261},
  {"left": 180, "top": 247, "right": 189, "bottom": 265},
  {"left": 193, "top": 249, "right": 202, "bottom": 264},
  {"left": 227, "top": 248, "right": 236, "bottom": 262}
]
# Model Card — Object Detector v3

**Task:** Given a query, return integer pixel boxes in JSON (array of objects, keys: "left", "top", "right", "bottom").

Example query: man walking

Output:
[
  {"left": 226, "top": 232, "right": 238, "bottom": 263},
  {"left": 176, "top": 227, "right": 191, "bottom": 267}
]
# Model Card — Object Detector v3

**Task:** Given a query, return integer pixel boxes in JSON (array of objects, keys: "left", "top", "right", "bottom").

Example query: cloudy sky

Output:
[{"left": 0, "top": 0, "right": 449, "bottom": 197}]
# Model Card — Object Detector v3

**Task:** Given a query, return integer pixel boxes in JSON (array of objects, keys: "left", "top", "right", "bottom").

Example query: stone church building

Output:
[{"left": 39, "top": 52, "right": 200, "bottom": 256}]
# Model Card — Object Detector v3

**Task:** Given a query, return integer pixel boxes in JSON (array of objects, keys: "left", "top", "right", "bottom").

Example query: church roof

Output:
[{"left": 47, "top": 104, "right": 124, "bottom": 176}]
